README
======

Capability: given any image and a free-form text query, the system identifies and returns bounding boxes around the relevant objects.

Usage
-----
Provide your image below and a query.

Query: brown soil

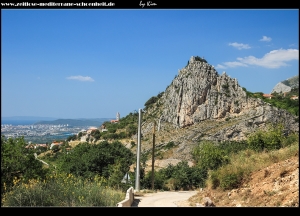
[181,156,299,207]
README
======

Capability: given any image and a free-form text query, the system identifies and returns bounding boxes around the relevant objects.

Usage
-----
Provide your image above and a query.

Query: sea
[1,119,78,143]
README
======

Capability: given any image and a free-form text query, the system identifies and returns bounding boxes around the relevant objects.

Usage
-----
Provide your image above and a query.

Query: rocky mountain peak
[140,56,298,161]
[159,56,260,128]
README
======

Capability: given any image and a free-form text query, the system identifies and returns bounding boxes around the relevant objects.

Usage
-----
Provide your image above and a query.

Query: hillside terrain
[52,56,298,177]
[3,56,298,208]
[180,155,298,207]
[127,56,298,167]
[39,56,298,207]
[64,56,298,178]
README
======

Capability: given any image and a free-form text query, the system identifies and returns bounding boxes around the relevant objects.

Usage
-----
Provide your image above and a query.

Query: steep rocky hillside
[271,75,299,94]
[135,56,298,165]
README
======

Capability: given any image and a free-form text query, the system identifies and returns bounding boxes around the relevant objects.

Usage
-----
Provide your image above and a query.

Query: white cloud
[215,64,226,69]
[218,49,298,69]
[223,61,248,68]
[228,42,251,50]
[259,36,272,42]
[238,49,298,68]
[66,75,94,82]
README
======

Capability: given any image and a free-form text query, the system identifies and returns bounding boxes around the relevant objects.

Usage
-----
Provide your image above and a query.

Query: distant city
[1,115,118,144]
[1,123,90,144]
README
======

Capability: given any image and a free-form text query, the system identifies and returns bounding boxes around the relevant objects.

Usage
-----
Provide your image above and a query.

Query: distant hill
[1,116,59,125]
[281,75,299,89]
[271,75,299,94]
[2,116,58,121]
[34,118,113,127]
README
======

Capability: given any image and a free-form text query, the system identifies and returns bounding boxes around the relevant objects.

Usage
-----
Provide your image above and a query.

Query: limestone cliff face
[270,82,292,94]
[160,56,243,127]
[271,75,299,94]
[140,56,298,161]
[160,56,297,130]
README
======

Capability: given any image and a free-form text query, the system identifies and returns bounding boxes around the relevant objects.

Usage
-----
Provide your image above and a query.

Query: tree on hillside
[144,96,158,108]
[56,141,135,182]
[91,129,101,142]
[67,134,77,142]
[1,136,48,196]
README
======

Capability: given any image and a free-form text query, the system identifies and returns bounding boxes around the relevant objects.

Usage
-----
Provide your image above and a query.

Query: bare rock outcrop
[159,56,298,131]
[140,56,298,161]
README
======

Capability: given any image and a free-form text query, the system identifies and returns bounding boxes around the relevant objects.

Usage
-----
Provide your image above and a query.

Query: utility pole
[151,121,156,190]
[135,108,142,192]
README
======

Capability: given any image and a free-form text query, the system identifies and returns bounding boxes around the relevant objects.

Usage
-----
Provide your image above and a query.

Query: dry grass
[187,142,299,207]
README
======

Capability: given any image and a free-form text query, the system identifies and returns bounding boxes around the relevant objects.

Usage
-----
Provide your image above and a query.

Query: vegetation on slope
[2,120,298,206]
[243,87,299,116]
[2,173,124,207]
[1,136,133,206]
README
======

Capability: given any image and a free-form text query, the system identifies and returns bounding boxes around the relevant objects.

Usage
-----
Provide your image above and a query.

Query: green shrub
[56,141,134,182]
[2,173,124,207]
[130,141,136,148]
[140,161,208,191]
[141,170,168,191]
[144,96,158,108]
[194,56,207,63]
[209,171,220,189]
[192,140,229,170]
[282,132,299,147]
[219,172,242,190]
[164,141,175,150]
[247,124,285,152]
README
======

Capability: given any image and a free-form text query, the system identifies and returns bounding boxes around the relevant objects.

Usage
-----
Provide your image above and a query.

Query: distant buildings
[290,95,298,100]
[25,143,48,149]
[110,112,120,123]
[87,127,97,134]
[100,124,108,132]
[50,141,63,149]
[263,94,273,99]
[262,93,298,100]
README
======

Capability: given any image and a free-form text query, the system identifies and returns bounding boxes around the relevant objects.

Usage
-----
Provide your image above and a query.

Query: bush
[142,161,208,191]
[130,141,136,148]
[164,141,175,150]
[141,170,167,191]
[2,173,124,207]
[194,56,207,63]
[67,135,77,142]
[192,140,229,171]
[144,96,158,108]
[56,141,134,182]
[51,144,60,153]
[247,124,285,152]
[282,132,299,147]
[219,172,242,190]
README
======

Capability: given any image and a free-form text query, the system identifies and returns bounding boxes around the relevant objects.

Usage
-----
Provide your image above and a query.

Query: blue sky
[1,9,299,119]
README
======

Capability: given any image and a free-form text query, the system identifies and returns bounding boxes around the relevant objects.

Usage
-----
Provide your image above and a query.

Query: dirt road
[131,191,198,207]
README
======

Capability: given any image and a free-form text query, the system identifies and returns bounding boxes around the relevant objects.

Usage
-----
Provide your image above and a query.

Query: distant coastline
[1,116,114,126]
[1,116,57,125]
[1,116,114,143]
[1,120,39,125]
[2,116,59,120]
